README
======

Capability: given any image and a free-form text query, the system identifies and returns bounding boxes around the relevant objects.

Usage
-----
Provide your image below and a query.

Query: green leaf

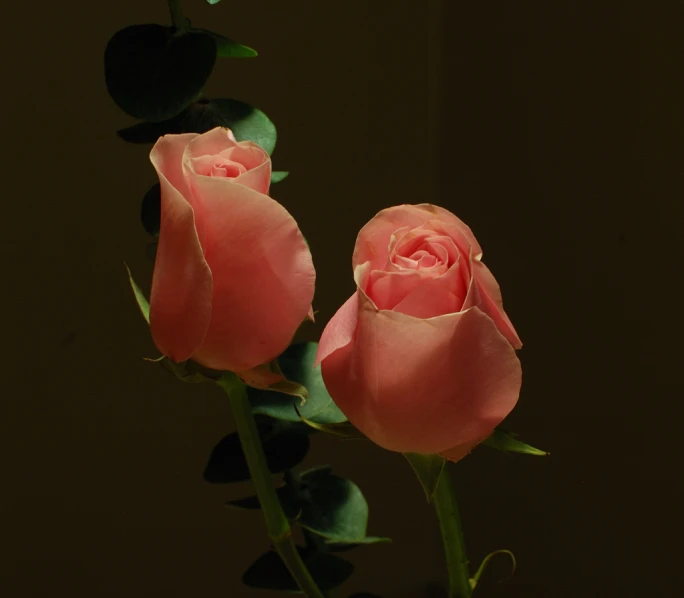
[403,453,446,503]
[243,548,353,592]
[298,470,369,543]
[105,25,216,122]
[141,183,161,236]
[271,170,289,184]
[482,428,548,456]
[203,421,310,483]
[193,28,257,57]
[250,342,347,425]
[125,265,149,323]
[206,0,222,4]
[117,98,277,154]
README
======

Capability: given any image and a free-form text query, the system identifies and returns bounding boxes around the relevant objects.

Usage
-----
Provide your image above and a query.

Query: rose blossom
[316,204,522,461]
[149,127,315,373]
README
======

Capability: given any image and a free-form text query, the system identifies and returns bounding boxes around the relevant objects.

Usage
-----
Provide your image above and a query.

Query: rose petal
[440,438,482,463]
[187,176,315,371]
[148,139,213,363]
[320,291,522,454]
[464,261,523,349]
[150,133,198,203]
[353,204,482,271]
[185,127,236,158]
[314,291,359,367]
[391,257,469,318]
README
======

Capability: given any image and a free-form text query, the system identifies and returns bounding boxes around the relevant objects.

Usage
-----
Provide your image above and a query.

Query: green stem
[166,0,188,32]
[433,468,472,598]
[218,373,325,598]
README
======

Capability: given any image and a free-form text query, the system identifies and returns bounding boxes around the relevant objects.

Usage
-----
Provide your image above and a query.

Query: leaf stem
[433,468,472,597]
[218,373,325,598]
[166,0,189,33]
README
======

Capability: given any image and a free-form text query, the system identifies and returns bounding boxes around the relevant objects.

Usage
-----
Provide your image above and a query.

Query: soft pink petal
[463,261,523,349]
[148,143,213,363]
[320,291,522,454]
[391,258,469,318]
[187,176,315,371]
[185,127,236,159]
[314,292,359,367]
[150,133,199,202]
[353,204,482,271]
[440,438,483,463]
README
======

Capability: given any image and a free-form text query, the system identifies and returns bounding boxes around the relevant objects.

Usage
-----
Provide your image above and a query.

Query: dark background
[3,1,683,596]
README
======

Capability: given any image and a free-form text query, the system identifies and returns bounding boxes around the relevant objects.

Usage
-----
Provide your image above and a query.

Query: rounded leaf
[203,424,310,484]
[105,24,216,121]
[299,470,368,543]
[250,342,347,425]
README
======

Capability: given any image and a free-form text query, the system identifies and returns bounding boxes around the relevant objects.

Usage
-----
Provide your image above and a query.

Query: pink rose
[149,127,315,372]
[316,204,522,461]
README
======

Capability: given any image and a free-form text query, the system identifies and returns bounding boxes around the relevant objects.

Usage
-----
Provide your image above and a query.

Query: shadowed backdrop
[1,1,682,596]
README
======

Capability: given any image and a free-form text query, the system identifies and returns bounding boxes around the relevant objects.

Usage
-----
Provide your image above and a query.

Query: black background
[2,1,683,596]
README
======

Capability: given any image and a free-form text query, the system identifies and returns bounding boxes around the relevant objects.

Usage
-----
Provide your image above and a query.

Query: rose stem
[218,373,326,598]
[166,0,189,33]
[433,467,473,597]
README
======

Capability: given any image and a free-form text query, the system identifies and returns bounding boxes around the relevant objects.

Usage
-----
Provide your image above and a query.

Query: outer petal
[185,127,237,158]
[352,204,482,272]
[464,260,523,349]
[320,291,522,454]
[314,292,359,367]
[187,176,315,371]
[440,438,483,463]
[148,138,213,363]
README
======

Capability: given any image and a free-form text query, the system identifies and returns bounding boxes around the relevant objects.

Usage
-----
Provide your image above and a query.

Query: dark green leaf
[298,470,368,542]
[250,342,347,424]
[125,265,149,323]
[141,183,161,235]
[403,453,446,502]
[243,549,353,592]
[271,170,289,184]
[203,424,309,483]
[326,536,391,552]
[117,98,276,154]
[193,28,257,57]
[482,428,548,456]
[105,25,216,121]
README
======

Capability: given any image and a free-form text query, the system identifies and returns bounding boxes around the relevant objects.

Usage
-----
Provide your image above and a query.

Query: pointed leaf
[243,549,353,592]
[298,471,368,543]
[117,98,276,154]
[141,183,161,235]
[271,171,289,184]
[105,25,216,121]
[403,453,446,502]
[482,429,548,456]
[125,265,149,323]
[250,342,347,424]
[193,28,257,57]
[203,424,310,483]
